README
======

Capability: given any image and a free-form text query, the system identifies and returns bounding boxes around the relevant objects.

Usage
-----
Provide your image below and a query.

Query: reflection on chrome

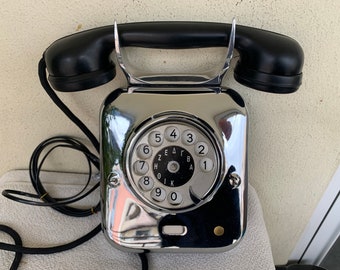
[216,112,247,183]
[105,112,132,151]
[101,89,248,252]
[106,176,164,248]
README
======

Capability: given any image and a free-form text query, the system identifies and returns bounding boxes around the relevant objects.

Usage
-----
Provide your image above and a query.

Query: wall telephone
[42,20,304,253]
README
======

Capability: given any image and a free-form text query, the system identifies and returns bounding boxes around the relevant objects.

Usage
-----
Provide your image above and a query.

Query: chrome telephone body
[100,87,248,252]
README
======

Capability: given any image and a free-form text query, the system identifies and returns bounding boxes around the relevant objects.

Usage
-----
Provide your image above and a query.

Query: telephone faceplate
[101,88,247,252]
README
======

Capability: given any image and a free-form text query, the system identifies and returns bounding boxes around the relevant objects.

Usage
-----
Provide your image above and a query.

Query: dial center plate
[153,146,194,187]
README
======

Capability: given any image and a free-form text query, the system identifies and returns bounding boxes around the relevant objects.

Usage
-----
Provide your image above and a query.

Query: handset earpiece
[234,26,304,93]
[44,26,116,92]
[43,22,303,93]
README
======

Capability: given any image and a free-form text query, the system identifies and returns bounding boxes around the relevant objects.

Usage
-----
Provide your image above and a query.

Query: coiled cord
[2,136,100,214]
[0,57,149,270]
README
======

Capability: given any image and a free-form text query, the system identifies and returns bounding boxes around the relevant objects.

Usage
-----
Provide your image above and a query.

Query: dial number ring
[127,117,221,212]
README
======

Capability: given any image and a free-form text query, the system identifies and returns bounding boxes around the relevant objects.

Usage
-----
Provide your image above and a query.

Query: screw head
[107,172,120,188]
[229,173,241,188]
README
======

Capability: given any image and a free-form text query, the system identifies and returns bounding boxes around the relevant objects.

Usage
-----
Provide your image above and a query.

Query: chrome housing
[100,88,247,252]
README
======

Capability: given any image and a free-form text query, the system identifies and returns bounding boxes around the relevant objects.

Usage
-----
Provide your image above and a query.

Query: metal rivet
[214,226,225,236]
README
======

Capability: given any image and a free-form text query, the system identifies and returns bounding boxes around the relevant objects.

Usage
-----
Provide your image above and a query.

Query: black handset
[44,21,303,93]
[41,21,303,253]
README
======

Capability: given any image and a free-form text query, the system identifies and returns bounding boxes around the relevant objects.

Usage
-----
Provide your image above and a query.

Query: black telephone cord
[0,223,101,256]
[38,58,100,153]
[0,57,149,270]
[3,136,100,214]
[0,225,22,270]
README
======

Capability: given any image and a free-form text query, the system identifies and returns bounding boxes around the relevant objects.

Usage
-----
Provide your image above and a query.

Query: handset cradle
[114,19,237,87]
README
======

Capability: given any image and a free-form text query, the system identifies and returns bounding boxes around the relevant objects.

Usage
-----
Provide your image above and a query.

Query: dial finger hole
[199,158,214,172]
[137,143,152,159]
[165,126,180,142]
[195,142,209,156]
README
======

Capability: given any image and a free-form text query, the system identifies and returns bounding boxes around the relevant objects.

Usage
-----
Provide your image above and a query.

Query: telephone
[42,20,304,253]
